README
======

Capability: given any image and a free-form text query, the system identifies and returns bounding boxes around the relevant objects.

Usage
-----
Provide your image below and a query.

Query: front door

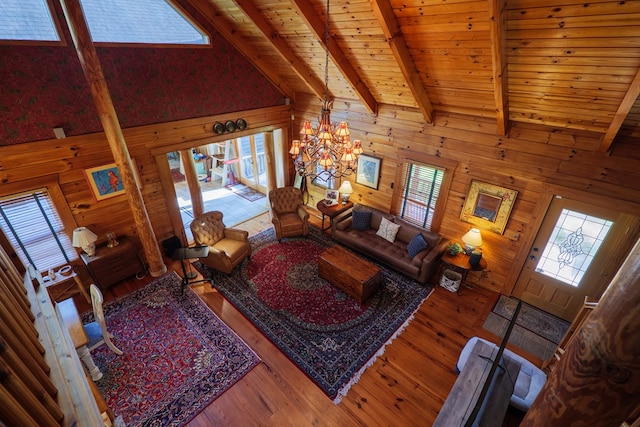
[513,196,638,321]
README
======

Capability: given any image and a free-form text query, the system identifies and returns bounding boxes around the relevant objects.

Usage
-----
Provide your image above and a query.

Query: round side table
[440,250,487,293]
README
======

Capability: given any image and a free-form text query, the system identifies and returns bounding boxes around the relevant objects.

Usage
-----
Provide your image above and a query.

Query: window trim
[391,149,457,233]
[0,175,78,274]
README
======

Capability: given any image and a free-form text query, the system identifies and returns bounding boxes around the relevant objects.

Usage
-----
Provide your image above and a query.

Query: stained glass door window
[535,209,613,287]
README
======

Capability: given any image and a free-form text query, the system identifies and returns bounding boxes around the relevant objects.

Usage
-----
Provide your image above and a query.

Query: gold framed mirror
[460,180,518,234]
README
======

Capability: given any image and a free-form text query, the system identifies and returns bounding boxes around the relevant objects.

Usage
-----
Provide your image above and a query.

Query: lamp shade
[461,228,483,248]
[72,227,97,247]
[338,180,353,195]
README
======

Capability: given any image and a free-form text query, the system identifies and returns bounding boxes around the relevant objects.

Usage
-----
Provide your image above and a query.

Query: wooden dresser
[81,236,145,290]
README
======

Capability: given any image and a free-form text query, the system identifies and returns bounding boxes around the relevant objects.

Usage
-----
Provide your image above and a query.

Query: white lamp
[461,228,482,255]
[338,180,353,204]
[72,227,98,257]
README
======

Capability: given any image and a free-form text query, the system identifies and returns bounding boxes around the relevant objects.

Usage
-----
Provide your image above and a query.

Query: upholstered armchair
[268,187,309,241]
[190,211,251,274]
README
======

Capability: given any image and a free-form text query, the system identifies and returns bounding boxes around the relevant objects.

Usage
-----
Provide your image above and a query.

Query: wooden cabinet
[81,236,145,290]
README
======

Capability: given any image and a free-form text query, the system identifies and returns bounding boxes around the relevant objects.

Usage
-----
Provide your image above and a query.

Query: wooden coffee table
[318,245,382,304]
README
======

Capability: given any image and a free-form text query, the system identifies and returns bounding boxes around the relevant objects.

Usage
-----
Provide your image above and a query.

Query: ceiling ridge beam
[489,0,510,136]
[232,0,327,100]
[291,0,379,115]
[370,0,434,124]
[599,67,640,152]
[187,0,296,100]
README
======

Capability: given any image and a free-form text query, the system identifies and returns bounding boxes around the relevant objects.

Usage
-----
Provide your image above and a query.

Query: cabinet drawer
[81,236,145,290]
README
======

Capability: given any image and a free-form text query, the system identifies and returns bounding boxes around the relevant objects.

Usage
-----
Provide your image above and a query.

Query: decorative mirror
[460,180,518,234]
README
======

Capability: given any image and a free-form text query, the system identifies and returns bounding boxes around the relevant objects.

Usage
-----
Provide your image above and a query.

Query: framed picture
[460,180,518,234]
[356,154,381,190]
[325,189,339,206]
[84,163,125,201]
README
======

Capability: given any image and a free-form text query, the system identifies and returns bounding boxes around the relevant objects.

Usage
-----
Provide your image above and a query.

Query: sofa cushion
[407,233,429,258]
[376,217,401,243]
[351,210,371,231]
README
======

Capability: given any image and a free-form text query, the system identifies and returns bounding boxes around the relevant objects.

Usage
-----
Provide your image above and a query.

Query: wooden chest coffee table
[318,245,382,304]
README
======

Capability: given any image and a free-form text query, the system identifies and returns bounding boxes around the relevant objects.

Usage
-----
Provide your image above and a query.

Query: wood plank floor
[75,211,533,426]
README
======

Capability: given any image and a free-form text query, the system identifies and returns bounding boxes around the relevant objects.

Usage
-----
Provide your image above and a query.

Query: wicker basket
[440,269,462,292]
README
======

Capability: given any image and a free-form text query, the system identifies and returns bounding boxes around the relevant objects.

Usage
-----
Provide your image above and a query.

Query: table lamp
[72,227,98,256]
[338,180,353,204]
[461,228,482,255]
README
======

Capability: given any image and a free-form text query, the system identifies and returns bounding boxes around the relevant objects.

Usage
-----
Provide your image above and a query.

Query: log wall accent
[521,238,640,426]
[293,93,640,294]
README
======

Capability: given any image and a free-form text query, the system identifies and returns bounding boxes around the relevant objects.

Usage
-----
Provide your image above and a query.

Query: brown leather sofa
[331,203,448,284]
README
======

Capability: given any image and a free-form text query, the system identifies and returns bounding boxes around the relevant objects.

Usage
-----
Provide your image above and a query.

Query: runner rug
[193,227,432,402]
[227,183,266,202]
[82,273,260,427]
[483,295,570,360]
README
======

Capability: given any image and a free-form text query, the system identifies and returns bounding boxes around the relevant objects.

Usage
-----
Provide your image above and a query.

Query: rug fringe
[333,288,434,404]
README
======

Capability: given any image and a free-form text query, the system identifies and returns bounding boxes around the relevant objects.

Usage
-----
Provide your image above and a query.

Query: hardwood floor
[75,212,532,426]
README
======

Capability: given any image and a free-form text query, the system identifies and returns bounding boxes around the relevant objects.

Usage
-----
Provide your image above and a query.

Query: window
[391,151,456,233]
[0,189,77,272]
[79,0,209,45]
[397,163,444,230]
[0,0,61,42]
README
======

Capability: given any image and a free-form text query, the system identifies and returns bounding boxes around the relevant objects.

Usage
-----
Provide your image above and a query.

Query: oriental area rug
[194,227,433,402]
[82,273,260,427]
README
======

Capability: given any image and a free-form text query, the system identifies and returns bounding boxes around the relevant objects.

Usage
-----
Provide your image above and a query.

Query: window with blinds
[397,162,445,230]
[0,189,77,272]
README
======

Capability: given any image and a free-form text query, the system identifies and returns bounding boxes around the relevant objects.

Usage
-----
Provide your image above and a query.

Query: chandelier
[289,0,363,182]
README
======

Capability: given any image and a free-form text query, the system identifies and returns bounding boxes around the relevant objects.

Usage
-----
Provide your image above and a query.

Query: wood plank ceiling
[185,0,640,152]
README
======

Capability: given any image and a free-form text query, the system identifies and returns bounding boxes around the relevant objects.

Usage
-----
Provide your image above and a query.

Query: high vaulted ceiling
[185,0,640,152]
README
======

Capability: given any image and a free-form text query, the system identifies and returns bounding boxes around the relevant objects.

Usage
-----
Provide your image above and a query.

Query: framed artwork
[356,154,381,190]
[325,189,339,205]
[84,163,125,201]
[460,180,518,234]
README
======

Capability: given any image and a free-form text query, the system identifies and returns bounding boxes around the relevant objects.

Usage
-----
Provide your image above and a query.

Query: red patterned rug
[83,273,260,427]
[194,227,432,402]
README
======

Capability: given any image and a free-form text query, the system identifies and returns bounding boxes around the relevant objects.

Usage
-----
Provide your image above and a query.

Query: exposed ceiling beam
[489,0,509,136]
[231,0,327,100]
[599,67,640,152]
[187,0,296,100]
[290,0,378,115]
[369,0,433,124]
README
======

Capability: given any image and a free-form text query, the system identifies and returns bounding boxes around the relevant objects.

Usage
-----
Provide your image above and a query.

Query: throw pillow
[376,217,401,243]
[351,210,372,231]
[407,233,429,258]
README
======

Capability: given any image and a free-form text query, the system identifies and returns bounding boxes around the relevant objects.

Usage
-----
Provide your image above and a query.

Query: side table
[316,200,353,231]
[81,236,145,290]
[440,250,487,293]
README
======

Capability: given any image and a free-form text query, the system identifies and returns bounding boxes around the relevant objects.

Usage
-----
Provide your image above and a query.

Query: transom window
[0,189,77,272]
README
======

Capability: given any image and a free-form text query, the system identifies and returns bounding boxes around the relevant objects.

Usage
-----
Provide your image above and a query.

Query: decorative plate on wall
[236,118,247,131]
[213,122,225,134]
[225,120,236,132]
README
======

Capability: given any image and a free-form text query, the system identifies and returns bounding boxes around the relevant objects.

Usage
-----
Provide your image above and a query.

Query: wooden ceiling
[185,0,640,151]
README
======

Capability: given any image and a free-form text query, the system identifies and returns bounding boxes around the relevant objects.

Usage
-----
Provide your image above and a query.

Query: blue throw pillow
[351,210,371,231]
[407,233,429,258]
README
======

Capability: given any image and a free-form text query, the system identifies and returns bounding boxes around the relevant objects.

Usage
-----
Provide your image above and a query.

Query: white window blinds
[0,189,77,272]
[398,162,444,230]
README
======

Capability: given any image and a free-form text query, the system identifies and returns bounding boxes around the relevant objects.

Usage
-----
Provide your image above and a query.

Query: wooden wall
[293,93,640,294]
[1,89,639,296]
[0,105,291,272]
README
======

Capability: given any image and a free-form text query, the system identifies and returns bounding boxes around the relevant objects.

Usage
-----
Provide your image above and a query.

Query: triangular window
[79,0,209,45]
[0,0,209,46]
[0,0,61,43]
